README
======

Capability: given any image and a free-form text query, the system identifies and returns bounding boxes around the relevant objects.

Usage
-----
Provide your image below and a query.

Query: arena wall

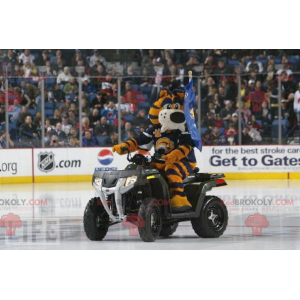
[0,145,300,184]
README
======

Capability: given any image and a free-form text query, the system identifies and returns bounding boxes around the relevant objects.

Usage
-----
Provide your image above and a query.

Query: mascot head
[148,89,186,133]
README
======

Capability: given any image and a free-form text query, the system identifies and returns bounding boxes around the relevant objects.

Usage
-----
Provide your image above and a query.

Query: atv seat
[183,176,196,184]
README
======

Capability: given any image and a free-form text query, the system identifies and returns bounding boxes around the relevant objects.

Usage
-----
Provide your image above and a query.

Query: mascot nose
[170,111,185,123]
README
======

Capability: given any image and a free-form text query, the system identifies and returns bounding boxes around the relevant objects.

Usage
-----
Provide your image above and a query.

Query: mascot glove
[162,151,181,165]
[112,143,129,155]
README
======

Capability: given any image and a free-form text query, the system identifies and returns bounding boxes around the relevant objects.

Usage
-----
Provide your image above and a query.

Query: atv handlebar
[123,148,165,166]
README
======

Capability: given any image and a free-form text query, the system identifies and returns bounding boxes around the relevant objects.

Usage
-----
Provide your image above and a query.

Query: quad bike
[83,149,228,242]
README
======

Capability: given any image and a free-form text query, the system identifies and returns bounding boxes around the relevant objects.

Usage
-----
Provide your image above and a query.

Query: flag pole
[188,70,192,82]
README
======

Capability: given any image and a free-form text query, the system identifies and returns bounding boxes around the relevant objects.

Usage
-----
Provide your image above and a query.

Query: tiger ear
[158,88,169,99]
[173,89,185,100]
[149,89,172,125]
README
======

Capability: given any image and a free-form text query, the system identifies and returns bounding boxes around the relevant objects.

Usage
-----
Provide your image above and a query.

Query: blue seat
[65,93,76,101]
[28,109,37,116]
[138,101,150,110]
[45,109,54,117]
[228,60,239,65]
[256,120,262,127]
[45,102,54,109]
[55,102,64,108]
[123,114,135,122]
[46,77,56,86]
[131,84,140,91]
[219,128,225,134]
[271,120,287,138]
[274,58,281,64]
[96,136,108,146]
[140,86,152,93]
[201,127,208,134]
[257,59,267,65]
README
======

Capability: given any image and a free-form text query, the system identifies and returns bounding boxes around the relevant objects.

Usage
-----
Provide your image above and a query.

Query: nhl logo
[38,152,55,172]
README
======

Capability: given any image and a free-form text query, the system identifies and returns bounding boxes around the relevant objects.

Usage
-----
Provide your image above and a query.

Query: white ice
[0,180,299,250]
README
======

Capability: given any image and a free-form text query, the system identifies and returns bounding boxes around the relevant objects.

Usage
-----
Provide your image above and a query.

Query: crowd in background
[0,49,299,148]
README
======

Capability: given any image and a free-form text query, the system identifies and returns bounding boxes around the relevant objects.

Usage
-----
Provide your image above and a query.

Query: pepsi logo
[98,149,114,165]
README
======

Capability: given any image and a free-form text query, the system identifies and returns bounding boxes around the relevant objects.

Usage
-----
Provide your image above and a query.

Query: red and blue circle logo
[98,149,114,165]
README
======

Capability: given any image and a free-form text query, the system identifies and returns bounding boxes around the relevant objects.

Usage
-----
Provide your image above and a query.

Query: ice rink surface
[0,180,299,250]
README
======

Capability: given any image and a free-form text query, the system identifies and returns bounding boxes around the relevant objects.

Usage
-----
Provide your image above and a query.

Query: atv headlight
[94,177,102,186]
[124,176,137,187]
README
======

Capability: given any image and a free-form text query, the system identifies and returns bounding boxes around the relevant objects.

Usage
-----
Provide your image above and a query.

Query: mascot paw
[171,195,192,213]
[112,144,128,155]
[162,153,178,165]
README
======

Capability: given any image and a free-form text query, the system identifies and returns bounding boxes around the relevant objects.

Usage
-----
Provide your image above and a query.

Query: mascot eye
[174,103,180,109]
[163,104,172,109]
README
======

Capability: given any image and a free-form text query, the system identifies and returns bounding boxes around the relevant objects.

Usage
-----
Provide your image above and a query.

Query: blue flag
[184,79,202,151]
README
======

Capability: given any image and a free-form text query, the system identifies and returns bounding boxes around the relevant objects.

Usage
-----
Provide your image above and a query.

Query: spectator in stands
[281,99,295,132]
[53,84,65,102]
[57,67,71,85]
[101,99,117,125]
[22,82,40,108]
[68,126,79,143]
[82,130,97,147]
[47,134,61,147]
[51,109,62,126]
[76,117,89,132]
[81,98,90,117]
[35,50,48,66]
[51,122,67,145]
[19,115,39,146]
[247,121,262,143]
[17,105,29,126]
[213,113,224,128]
[8,99,22,124]
[44,118,55,144]
[18,49,35,64]
[132,110,151,128]
[2,50,17,66]
[89,108,100,128]
[225,124,238,145]
[220,100,235,126]
[236,101,251,125]
[0,105,5,125]
[0,130,14,148]
[61,115,71,135]
[140,67,152,87]
[211,126,221,140]
[230,113,239,130]
[91,92,105,110]
[213,59,230,84]
[124,65,138,83]
[245,56,263,73]
[50,50,63,66]
[122,121,136,141]
[241,127,254,145]
[202,112,215,129]
[64,77,78,94]
[202,130,212,145]
[94,116,112,136]
[68,110,77,126]
[67,136,79,147]
[218,135,229,146]
[88,50,107,68]
[104,131,119,146]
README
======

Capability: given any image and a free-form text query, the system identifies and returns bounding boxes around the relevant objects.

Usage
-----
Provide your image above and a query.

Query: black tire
[138,198,162,242]
[159,223,178,237]
[191,196,228,238]
[84,197,109,241]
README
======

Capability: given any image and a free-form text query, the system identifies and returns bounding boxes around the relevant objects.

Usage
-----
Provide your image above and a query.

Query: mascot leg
[165,161,193,212]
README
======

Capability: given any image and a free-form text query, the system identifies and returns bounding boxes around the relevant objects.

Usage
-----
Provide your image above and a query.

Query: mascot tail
[184,71,202,152]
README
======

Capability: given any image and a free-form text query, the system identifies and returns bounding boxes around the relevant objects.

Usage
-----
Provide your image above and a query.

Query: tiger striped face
[148,89,186,133]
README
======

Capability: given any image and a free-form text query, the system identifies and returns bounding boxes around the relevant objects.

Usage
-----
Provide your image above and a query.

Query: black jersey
[135,125,196,163]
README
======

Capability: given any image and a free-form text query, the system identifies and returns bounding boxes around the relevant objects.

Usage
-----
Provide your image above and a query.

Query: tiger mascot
[112,89,197,212]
